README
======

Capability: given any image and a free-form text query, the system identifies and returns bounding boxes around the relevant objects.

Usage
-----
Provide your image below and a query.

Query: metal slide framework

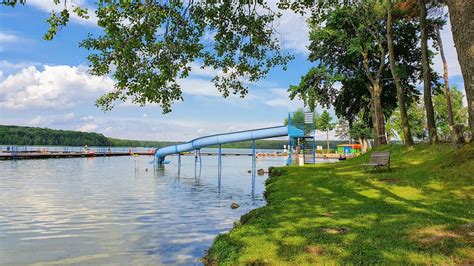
[154,112,315,186]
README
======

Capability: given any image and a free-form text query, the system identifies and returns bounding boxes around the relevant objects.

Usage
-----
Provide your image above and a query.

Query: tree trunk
[446,0,474,141]
[360,138,368,153]
[419,0,438,144]
[435,24,457,143]
[371,83,387,146]
[326,129,330,152]
[387,0,414,147]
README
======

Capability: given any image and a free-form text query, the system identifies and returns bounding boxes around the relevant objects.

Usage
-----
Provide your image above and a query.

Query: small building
[337,144,362,154]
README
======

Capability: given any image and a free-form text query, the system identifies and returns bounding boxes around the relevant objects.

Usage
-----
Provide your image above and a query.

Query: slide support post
[197,149,202,178]
[313,111,316,164]
[252,140,256,180]
[194,150,198,178]
[252,139,256,200]
[178,153,181,177]
[218,144,222,189]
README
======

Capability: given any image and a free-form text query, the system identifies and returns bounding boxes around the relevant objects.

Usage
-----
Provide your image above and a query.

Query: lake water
[0,149,288,265]
[0,150,333,265]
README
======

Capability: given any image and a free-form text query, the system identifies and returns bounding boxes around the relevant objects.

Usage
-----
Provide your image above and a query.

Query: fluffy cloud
[25,113,76,127]
[77,123,98,132]
[0,64,114,110]
[262,88,303,110]
[179,77,221,97]
[272,8,310,54]
[0,32,18,43]
[0,32,21,54]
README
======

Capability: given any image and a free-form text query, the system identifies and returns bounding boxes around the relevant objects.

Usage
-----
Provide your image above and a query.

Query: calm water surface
[0,150,289,265]
[0,151,333,265]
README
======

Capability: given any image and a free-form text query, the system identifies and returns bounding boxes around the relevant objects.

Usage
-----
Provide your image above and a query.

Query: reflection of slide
[155,125,301,165]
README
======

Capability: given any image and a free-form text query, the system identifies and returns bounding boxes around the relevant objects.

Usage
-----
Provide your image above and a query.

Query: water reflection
[0,153,286,265]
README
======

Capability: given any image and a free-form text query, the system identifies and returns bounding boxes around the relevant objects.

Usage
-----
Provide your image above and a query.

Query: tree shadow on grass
[248,167,472,264]
[208,144,474,264]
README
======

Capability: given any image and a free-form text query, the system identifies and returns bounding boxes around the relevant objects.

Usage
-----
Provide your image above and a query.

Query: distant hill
[0,125,347,149]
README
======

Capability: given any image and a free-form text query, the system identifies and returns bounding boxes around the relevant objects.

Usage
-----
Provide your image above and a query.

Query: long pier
[0,151,349,160]
[0,146,347,160]
[0,151,154,160]
[0,151,259,160]
[0,144,277,160]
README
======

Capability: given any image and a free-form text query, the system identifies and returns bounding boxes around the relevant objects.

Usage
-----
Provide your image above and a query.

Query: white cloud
[262,88,303,110]
[186,62,221,78]
[272,8,310,54]
[28,0,98,26]
[27,116,48,126]
[0,64,114,110]
[77,123,98,132]
[179,77,221,97]
[64,112,75,120]
[0,32,19,43]
[80,115,94,121]
[23,112,76,127]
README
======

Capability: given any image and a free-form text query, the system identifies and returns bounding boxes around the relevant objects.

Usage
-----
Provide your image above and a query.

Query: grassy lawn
[205,143,474,264]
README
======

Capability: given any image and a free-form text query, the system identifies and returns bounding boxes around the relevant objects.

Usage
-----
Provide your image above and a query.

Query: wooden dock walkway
[0,151,259,160]
[0,150,350,160]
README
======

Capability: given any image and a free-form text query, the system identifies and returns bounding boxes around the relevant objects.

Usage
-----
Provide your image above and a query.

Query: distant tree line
[0,125,346,149]
[0,125,174,147]
[0,125,112,146]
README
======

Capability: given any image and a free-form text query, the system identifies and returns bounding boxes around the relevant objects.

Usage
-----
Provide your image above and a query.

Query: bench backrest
[369,152,391,165]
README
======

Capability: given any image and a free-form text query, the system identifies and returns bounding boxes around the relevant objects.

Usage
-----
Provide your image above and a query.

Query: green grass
[205,143,474,265]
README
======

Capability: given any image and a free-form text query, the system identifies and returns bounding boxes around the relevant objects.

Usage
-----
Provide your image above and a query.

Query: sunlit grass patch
[205,143,474,264]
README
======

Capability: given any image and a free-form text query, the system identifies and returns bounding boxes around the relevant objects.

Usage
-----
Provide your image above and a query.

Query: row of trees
[4,125,337,149]
[289,85,467,151]
[288,0,470,147]
[0,125,111,146]
[0,125,180,147]
[385,87,468,142]
[2,0,472,145]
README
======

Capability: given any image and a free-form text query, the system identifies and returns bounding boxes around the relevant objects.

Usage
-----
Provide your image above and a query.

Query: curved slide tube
[155,125,291,165]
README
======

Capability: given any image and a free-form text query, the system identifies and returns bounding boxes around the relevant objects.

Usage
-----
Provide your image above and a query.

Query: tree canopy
[287,1,444,146]
[2,0,292,113]
[433,87,468,139]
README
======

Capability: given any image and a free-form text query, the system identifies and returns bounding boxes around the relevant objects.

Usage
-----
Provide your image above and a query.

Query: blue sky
[0,1,465,141]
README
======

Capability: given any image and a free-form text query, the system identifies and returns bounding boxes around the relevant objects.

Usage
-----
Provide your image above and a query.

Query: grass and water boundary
[205,143,474,264]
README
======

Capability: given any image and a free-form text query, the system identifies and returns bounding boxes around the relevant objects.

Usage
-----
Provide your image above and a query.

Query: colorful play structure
[337,144,362,154]
[153,112,317,184]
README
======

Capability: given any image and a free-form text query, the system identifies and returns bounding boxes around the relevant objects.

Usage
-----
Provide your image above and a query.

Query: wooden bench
[362,151,391,172]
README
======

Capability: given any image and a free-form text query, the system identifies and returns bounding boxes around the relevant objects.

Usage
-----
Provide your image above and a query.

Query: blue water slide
[155,125,300,164]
